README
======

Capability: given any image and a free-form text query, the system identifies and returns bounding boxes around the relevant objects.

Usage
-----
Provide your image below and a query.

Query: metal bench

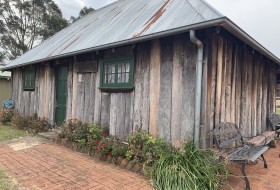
[268,113,280,137]
[213,122,268,190]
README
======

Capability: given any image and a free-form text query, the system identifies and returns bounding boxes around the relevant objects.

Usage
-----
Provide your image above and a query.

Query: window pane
[104,65,108,74]
[104,74,108,83]
[111,65,115,74]
[126,63,130,72]
[118,63,122,73]
[125,73,129,83]
[118,73,122,83]
[111,74,115,83]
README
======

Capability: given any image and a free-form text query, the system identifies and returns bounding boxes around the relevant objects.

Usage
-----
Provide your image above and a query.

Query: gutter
[190,30,203,144]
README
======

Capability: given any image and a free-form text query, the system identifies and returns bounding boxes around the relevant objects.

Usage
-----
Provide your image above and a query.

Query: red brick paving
[223,140,280,190]
[0,142,152,190]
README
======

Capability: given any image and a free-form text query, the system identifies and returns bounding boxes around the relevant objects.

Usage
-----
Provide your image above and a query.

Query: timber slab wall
[11,30,277,146]
[204,30,276,147]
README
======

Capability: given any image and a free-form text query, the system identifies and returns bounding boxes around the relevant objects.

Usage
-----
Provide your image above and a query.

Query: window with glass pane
[23,66,35,90]
[101,56,134,89]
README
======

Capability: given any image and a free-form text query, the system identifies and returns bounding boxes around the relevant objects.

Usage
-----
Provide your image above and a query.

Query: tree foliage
[0,0,68,60]
[70,6,95,23]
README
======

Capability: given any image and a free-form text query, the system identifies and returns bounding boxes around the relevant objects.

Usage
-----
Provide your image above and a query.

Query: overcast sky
[53,0,280,58]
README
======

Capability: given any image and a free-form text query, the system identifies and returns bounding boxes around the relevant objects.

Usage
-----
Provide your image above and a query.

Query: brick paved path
[0,142,152,190]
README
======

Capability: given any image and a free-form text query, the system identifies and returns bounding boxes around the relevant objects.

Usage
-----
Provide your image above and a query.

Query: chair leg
[261,154,268,168]
[241,163,250,190]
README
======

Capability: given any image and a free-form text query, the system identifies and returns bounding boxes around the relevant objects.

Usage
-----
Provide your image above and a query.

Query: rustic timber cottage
[2,0,279,147]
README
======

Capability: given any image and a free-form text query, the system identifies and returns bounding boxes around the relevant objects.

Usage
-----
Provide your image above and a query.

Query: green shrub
[11,112,29,129]
[87,123,104,148]
[97,137,114,156]
[0,110,14,124]
[149,141,228,190]
[112,141,128,157]
[26,113,49,133]
[125,130,170,163]
[59,119,84,141]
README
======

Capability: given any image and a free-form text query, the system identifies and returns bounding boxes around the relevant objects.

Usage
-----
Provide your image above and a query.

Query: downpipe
[190,29,203,144]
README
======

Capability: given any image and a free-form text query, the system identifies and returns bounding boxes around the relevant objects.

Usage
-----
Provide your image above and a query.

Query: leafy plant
[97,137,113,156]
[125,130,170,163]
[11,112,29,129]
[149,141,228,190]
[59,119,83,141]
[26,113,49,133]
[111,140,128,158]
[0,110,13,124]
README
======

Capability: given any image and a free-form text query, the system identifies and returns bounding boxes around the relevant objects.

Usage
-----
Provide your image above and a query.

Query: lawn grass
[0,124,27,141]
[0,169,22,190]
[276,108,280,115]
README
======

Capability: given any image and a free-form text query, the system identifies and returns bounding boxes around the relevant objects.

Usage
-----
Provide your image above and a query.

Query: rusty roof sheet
[4,0,223,69]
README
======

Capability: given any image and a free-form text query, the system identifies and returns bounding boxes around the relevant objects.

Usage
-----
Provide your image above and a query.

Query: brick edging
[53,134,145,174]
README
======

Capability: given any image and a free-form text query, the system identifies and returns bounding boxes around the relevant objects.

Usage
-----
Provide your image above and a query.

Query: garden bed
[53,134,145,173]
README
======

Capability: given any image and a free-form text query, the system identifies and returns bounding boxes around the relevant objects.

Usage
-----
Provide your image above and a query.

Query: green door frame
[55,65,68,124]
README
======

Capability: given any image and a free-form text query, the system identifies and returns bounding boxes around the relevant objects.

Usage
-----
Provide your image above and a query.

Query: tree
[0,0,68,60]
[70,6,95,23]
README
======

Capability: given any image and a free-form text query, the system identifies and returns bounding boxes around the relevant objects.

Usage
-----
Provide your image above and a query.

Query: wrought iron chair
[213,122,268,190]
[268,113,280,137]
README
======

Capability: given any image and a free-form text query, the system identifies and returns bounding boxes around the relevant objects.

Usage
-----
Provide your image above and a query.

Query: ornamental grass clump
[149,141,228,190]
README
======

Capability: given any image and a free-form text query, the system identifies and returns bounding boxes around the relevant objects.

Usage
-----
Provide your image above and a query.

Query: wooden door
[55,65,68,124]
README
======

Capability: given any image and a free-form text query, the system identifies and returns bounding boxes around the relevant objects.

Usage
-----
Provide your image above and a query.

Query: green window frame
[23,66,35,90]
[100,56,134,89]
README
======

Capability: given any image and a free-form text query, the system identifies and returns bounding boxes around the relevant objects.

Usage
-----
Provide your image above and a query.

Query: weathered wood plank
[261,61,268,132]
[94,61,102,123]
[214,35,224,125]
[83,73,95,122]
[251,56,258,136]
[133,42,150,131]
[220,39,226,122]
[246,53,253,136]
[66,61,73,121]
[71,63,78,119]
[256,58,263,134]
[235,44,242,128]
[101,93,111,129]
[75,74,85,121]
[149,39,160,136]
[124,93,132,137]
[109,93,117,136]
[115,94,126,138]
[171,35,184,144]
[158,37,173,142]
[181,36,196,141]
[225,40,232,122]
[230,43,236,124]
[48,63,55,124]
[208,32,218,147]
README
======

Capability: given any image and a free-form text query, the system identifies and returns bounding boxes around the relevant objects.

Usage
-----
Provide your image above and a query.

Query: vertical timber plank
[133,42,150,131]
[181,36,196,141]
[214,35,224,125]
[149,39,160,136]
[171,34,184,144]
[158,37,173,142]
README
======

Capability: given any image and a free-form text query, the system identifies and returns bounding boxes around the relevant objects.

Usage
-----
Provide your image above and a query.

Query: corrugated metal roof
[3,0,223,69]
[0,65,11,78]
[3,0,280,69]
